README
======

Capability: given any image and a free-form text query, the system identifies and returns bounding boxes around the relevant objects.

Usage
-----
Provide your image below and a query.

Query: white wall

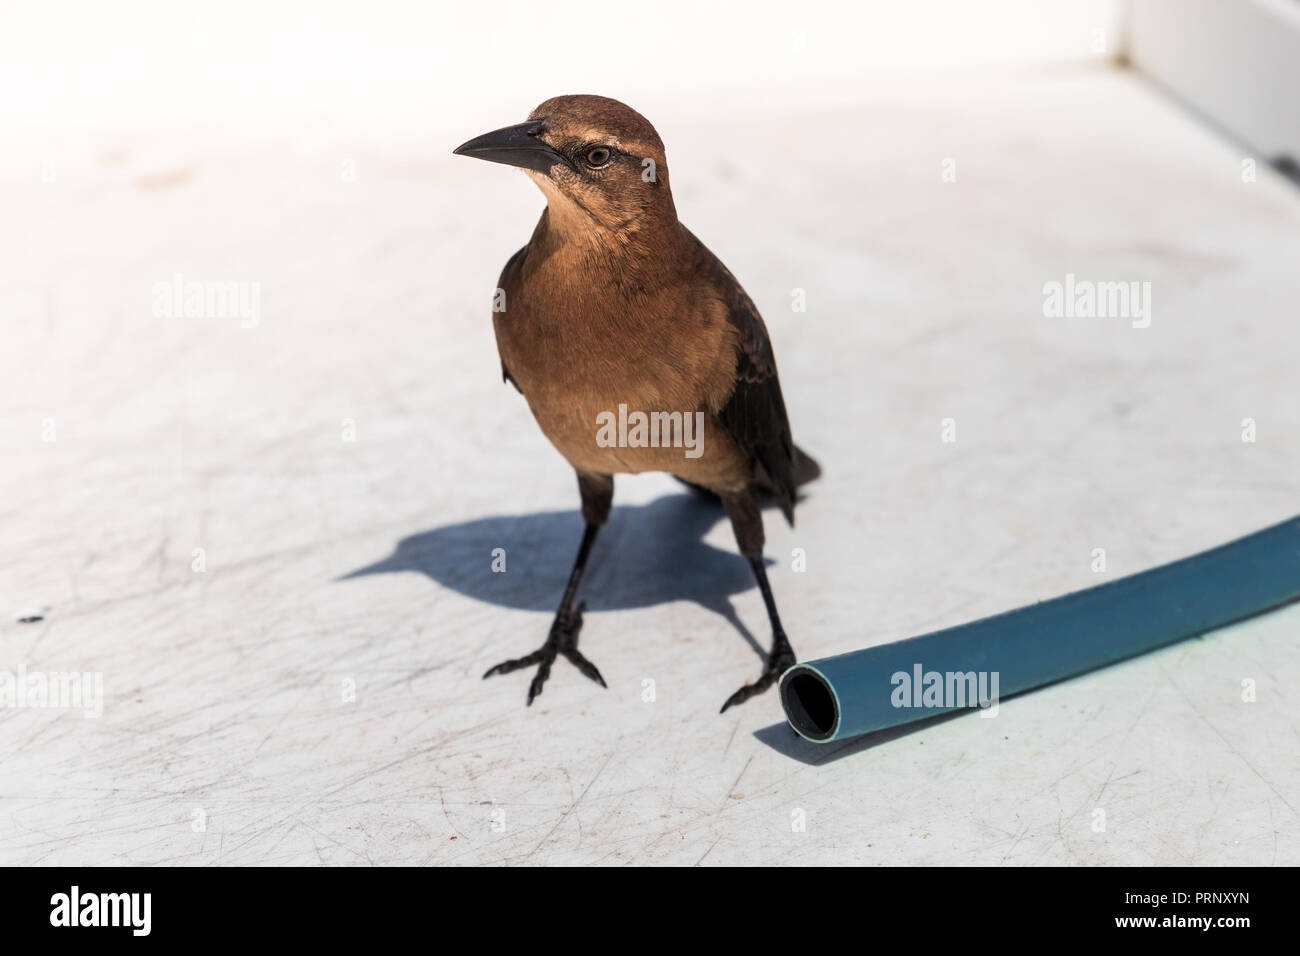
[2,0,1123,133]
[1128,0,1300,165]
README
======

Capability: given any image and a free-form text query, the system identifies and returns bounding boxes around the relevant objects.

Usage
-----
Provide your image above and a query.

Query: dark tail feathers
[676,444,821,523]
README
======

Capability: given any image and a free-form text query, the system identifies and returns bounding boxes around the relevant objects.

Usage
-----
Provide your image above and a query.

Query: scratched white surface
[3,66,1299,866]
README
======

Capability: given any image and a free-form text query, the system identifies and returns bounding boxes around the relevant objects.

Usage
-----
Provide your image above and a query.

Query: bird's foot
[719,633,796,713]
[482,602,607,705]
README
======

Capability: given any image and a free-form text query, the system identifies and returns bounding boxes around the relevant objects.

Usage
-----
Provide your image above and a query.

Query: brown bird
[453,94,820,712]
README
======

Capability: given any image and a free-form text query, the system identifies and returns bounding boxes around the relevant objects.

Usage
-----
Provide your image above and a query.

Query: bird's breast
[492,270,748,486]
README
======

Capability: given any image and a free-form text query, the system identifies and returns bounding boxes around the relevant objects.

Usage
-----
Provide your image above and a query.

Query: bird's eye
[585,147,613,167]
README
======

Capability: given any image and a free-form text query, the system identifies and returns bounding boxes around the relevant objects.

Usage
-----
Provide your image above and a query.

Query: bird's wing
[496,245,528,394]
[686,229,797,524]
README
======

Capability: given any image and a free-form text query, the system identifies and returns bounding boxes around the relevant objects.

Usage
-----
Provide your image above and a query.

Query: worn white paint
[2,66,1298,865]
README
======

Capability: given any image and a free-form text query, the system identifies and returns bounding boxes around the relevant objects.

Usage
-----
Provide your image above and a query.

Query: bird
[453,94,820,713]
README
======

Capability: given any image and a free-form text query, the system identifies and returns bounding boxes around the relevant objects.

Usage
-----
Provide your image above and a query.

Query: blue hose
[780,516,1300,742]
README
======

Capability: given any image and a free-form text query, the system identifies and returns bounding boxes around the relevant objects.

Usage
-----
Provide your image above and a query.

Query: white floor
[4,64,1299,865]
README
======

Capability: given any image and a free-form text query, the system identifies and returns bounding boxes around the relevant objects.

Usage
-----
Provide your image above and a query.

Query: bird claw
[482,602,607,705]
[719,640,795,714]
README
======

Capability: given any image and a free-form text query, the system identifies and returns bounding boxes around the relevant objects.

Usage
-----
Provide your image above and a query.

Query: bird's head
[453,94,674,234]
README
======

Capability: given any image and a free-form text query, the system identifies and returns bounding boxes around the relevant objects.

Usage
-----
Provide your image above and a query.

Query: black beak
[453,121,566,175]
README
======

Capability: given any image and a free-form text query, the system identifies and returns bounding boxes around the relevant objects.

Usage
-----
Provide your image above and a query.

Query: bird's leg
[483,472,613,705]
[481,524,604,702]
[719,491,796,713]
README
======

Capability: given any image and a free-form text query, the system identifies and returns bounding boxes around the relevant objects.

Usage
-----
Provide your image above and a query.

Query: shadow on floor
[341,492,771,656]
[753,709,972,765]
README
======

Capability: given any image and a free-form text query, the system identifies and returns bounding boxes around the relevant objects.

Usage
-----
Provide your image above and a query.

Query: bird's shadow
[342,492,770,656]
